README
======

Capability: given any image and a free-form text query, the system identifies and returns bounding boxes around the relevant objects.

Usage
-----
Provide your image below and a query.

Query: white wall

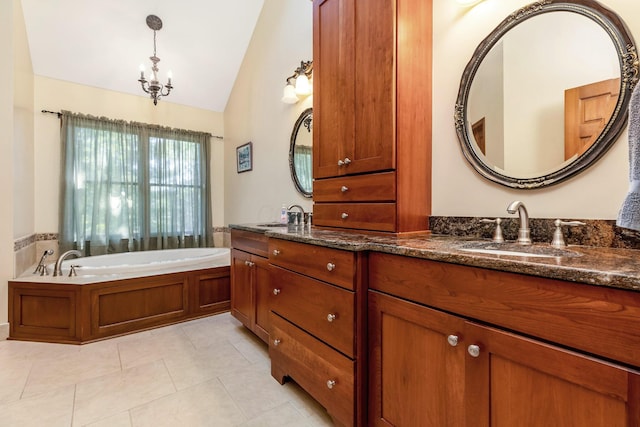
[433,0,639,219]
[33,77,226,232]
[224,0,313,225]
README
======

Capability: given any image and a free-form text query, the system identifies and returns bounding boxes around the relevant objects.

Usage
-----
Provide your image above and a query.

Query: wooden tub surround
[9,267,230,344]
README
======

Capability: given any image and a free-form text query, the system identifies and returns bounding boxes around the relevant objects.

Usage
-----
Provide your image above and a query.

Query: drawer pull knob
[447,335,459,347]
[326,262,335,271]
[327,313,337,322]
[468,344,481,358]
[340,186,349,193]
[337,159,345,166]
[273,288,281,296]
[326,379,336,389]
[341,213,349,219]
[273,339,281,347]
[244,260,255,267]
[343,157,351,165]
[272,249,281,256]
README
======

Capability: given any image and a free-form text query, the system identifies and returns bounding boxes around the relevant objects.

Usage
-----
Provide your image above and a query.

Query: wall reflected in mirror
[289,108,313,198]
[455,0,638,189]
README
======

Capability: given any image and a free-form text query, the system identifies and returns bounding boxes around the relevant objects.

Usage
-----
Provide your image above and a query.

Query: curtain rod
[40,109,224,140]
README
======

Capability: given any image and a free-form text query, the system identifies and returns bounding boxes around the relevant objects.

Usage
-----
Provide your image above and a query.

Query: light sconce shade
[295,73,311,96]
[282,82,299,104]
[281,60,313,103]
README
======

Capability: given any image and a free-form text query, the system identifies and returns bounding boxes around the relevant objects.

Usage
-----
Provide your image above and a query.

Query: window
[59,112,212,255]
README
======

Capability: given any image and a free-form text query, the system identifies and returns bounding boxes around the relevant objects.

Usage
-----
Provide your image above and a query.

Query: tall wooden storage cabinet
[313,0,432,233]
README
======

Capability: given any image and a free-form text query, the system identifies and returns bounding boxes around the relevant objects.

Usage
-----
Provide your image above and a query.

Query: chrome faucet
[287,204,306,226]
[54,250,83,277]
[507,200,531,245]
[34,249,54,275]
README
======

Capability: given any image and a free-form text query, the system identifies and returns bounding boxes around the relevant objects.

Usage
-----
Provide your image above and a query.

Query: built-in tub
[9,248,231,344]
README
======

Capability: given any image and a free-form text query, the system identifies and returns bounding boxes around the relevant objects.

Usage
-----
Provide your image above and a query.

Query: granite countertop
[230,223,640,292]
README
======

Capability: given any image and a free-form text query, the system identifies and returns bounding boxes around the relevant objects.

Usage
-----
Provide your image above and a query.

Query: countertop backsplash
[429,216,640,249]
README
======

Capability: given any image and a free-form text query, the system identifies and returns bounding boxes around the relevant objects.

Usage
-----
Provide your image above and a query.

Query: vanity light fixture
[281,61,313,104]
[138,15,173,106]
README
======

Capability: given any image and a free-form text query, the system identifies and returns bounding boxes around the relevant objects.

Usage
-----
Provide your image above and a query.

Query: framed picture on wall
[236,142,253,173]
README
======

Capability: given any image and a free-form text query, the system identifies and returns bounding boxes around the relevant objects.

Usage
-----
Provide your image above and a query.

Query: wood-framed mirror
[289,108,313,198]
[455,0,638,189]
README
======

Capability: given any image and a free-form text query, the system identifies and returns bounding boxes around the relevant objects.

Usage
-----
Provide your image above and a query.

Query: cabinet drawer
[313,203,396,232]
[231,229,268,257]
[271,266,355,357]
[369,252,640,369]
[270,313,354,427]
[314,172,396,202]
[269,239,356,290]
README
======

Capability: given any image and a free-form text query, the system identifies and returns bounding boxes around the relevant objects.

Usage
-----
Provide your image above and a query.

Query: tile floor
[0,312,334,427]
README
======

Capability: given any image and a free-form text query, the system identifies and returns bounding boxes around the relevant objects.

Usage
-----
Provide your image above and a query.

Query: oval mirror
[289,108,313,197]
[455,0,638,189]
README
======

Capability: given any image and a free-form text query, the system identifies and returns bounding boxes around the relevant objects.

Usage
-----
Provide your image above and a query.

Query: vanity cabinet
[368,252,640,426]
[230,229,271,343]
[268,238,366,426]
[312,0,432,233]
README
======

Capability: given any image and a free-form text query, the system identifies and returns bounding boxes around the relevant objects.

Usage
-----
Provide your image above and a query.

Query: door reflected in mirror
[456,0,638,188]
[289,108,313,197]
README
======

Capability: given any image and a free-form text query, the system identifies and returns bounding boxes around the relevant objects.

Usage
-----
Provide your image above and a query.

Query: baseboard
[0,322,9,340]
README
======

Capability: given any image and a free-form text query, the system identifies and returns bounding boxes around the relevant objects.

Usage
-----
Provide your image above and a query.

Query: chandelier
[138,15,173,105]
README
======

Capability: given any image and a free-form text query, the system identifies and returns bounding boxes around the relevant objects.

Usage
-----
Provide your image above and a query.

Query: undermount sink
[257,222,287,228]
[458,242,581,258]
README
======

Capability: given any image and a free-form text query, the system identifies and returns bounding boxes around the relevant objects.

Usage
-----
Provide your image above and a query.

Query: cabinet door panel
[465,322,640,427]
[253,256,271,343]
[230,249,253,329]
[313,0,355,179]
[353,0,395,175]
[369,291,465,427]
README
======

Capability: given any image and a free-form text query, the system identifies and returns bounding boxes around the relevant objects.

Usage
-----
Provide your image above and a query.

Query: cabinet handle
[343,157,351,165]
[326,379,336,389]
[244,260,255,267]
[273,339,281,347]
[447,335,459,347]
[327,313,337,322]
[326,262,335,271]
[467,344,481,358]
[341,213,349,219]
[337,159,345,166]
[340,186,349,193]
[273,288,281,296]
[272,249,280,256]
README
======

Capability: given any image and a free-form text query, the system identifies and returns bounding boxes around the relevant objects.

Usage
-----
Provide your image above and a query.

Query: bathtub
[54,247,230,277]
[10,247,232,344]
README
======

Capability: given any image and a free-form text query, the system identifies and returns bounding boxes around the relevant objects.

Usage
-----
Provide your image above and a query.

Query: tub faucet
[34,249,54,275]
[54,250,83,277]
[507,200,532,245]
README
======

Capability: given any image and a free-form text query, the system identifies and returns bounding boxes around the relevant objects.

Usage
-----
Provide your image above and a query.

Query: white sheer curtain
[59,111,212,255]
[294,145,312,193]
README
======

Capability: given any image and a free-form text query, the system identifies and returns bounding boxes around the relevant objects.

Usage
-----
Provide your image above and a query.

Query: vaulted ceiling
[20,0,265,112]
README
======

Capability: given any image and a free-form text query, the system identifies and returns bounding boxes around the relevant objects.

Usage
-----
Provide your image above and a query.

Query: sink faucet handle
[551,219,586,247]
[480,218,505,243]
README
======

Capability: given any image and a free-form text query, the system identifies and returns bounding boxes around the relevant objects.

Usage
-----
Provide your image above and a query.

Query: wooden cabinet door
[465,322,640,427]
[253,255,271,344]
[369,291,466,427]
[230,249,254,329]
[314,0,395,180]
[313,0,355,179]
